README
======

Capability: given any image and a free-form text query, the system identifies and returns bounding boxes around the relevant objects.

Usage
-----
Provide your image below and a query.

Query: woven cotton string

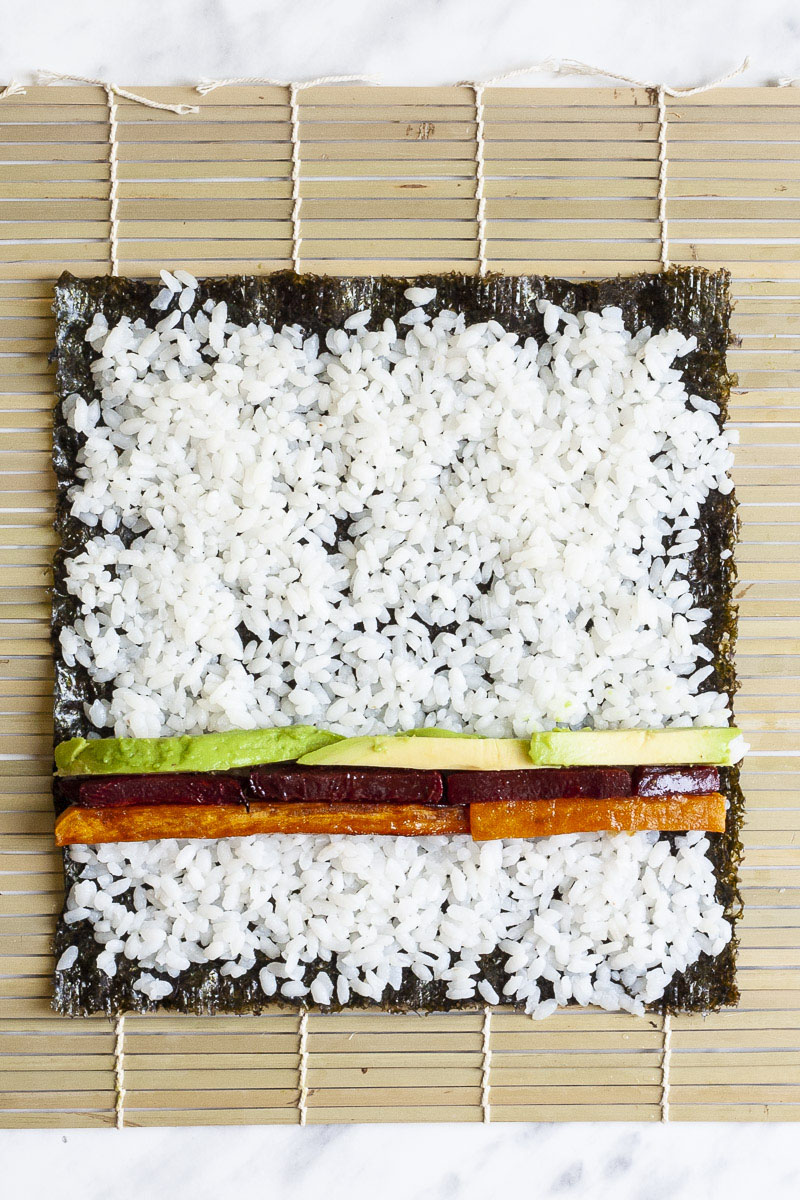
[37,72,198,276]
[114,1015,126,1129]
[104,84,121,276]
[297,1009,310,1125]
[655,86,670,270]
[480,1007,492,1122]
[195,75,376,271]
[464,84,494,1121]
[464,57,748,274]
[0,81,26,98]
[661,1013,673,1121]
[477,56,750,95]
[36,71,199,113]
[288,83,304,271]
[470,83,489,277]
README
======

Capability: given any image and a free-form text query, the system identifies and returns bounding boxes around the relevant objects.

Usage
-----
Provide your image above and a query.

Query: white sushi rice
[56,273,738,1015]
[60,277,735,739]
[61,831,732,1015]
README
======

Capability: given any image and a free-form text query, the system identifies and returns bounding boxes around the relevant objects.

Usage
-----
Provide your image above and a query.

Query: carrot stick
[54,801,470,845]
[469,793,726,841]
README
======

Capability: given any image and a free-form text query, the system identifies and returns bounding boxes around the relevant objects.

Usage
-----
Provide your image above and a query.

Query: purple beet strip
[633,765,721,797]
[66,773,247,808]
[447,767,633,805]
[248,766,445,805]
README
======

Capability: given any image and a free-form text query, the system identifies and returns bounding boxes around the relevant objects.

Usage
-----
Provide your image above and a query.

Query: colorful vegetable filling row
[53,726,741,845]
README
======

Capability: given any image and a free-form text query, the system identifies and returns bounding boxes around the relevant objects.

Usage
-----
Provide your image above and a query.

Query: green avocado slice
[528,727,746,767]
[55,726,342,776]
[297,734,536,770]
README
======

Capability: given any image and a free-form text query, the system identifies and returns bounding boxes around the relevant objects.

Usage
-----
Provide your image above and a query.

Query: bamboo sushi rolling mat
[0,81,798,1128]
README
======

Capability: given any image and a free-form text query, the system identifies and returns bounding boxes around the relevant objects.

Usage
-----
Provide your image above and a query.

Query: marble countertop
[2,0,800,1196]
[1,0,798,88]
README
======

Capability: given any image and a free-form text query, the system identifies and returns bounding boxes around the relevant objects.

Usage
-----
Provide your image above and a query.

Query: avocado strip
[448,767,632,804]
[55,726,341,776]
[633,765,720,797]
[54,801,470,845]
[470,793,727,841]
[56,773,248,809]
[249,767,444,805]
[298,734,536,770]
[528,727,744,767]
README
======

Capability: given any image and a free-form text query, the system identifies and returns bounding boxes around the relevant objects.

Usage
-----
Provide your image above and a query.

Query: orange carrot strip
[54,801,470,845]
[469,793,726,841]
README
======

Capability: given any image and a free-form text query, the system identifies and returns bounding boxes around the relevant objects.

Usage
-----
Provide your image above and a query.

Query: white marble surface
[2,0,800,1195]
[2,1121,800,1199]
[0,0,798,87]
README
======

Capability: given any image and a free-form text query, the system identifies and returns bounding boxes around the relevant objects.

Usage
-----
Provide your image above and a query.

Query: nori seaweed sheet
[50,268,741,1017]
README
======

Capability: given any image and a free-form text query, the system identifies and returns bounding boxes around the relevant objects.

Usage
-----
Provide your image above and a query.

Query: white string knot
[480,1006,492,1122]
[477,55,750,96]
[661,1011,672,1122]
[196,73,377,96]
[113,1014,126,1130]
[0,80,26,99]
[298,1008,310,1126]
[37,71,198,114]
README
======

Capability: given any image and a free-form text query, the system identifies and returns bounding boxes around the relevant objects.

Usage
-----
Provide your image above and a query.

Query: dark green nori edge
[51,267,741,1017]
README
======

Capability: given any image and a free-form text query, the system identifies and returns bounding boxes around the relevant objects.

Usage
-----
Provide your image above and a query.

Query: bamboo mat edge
[1,82,799,1128]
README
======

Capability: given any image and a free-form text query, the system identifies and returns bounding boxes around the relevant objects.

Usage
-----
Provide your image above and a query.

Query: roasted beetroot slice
[247,766,444,805]
[447,767,632,805]
[633,765,721,797]
[69,773,247,808]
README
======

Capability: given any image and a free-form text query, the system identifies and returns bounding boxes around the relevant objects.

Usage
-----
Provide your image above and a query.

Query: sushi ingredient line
[298,735,536,771]
[528,727,744,767]
[55,727,744,777]
[248,767,444,806]
[469,794,726,841]
[54,793,725,846]
[55,727,340,775]
[58,772,250,810]
[55,765,720,815]
[54,801,471,845]
[448,767,634,804]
